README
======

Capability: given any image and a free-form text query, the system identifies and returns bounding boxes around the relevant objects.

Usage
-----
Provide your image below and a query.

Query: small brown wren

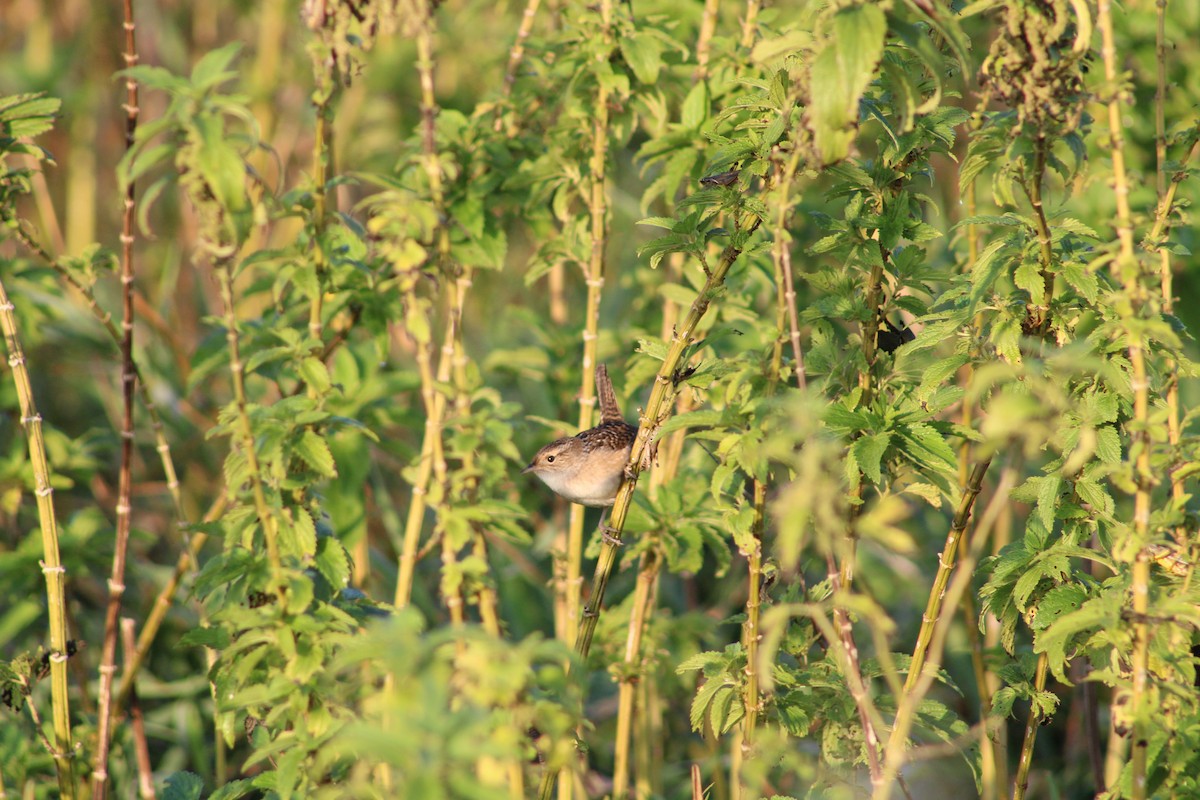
[523,365,637,507]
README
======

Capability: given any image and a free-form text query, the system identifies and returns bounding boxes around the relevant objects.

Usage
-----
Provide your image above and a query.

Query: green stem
[0,278,76,798]
[215,256,281,577]
[904,459,992,692]
[611,546,660,797]
[537,214,764,800]
[564,0,614,654]
[1097,3,1153,796]
[1012,653,1050,800]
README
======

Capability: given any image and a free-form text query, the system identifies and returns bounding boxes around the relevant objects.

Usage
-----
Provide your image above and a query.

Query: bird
[523,364,637,508]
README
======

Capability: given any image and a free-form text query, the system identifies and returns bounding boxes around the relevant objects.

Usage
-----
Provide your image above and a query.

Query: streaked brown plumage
[523,365,637,507]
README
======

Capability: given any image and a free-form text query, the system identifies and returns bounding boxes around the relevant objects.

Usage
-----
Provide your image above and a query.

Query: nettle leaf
[1013,259,1046,305]
[294,430,337,477]
[1095,425,1122,464]
[162,772,206,800]
[851,432,890,483]
[1036,592,1121,683]
[809,4,886,164]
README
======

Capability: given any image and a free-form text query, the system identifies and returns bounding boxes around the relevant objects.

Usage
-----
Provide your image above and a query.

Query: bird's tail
[596,364,623,424]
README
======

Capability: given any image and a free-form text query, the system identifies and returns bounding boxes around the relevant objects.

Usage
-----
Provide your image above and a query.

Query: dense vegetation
[2,1,1200,798]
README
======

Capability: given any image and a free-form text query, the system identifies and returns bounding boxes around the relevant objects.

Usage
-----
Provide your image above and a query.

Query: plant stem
[93,4,140,792]
[1024,136,1055,331]
[1151,0,1189,547]
[215,256,281,578]
[876,465,1017,800]
[694,0,720,82]
[733,480,767,798]
[120,619,157,800]
[116,494,228,708]
[903,459,992,692]
[537,212,764,800]
[495,0,542,132]
[1012,653,1049,800]
[740,0,760,49]
[1097,3,1153,796]
[0,278,76,798]
[612,546,660,798]
[565,0,615,654]
[395,0,459,611]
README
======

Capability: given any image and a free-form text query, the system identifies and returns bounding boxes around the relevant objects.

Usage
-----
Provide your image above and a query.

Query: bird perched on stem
[523,365,636,508]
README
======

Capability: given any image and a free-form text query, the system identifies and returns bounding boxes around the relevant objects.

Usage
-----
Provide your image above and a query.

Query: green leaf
[681,81,709,129]
[1036,474,1061,531]
[299,357,332,394]
[1093,425,1121,464]
[162,772,205,800]
[294,430,337,477]
[1014,260,1045,305]
[970,238,1015,307]
[619,33,663,84]
[852,432,890,483]
[316,536,351,589]
[808,5,886,164]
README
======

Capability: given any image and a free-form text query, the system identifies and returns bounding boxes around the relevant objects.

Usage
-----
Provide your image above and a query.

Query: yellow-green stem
[307,94,331,346]
[495,0,542,132]
[612,547,660,797]
[564,0,614,652]
[1012,653,1050,800]
[1097,3,1153,796]
[0,278,76,798]
[215,259,280,577]
[1025,137,1055,330]
[903,459,992,692]
[537,213,764,800]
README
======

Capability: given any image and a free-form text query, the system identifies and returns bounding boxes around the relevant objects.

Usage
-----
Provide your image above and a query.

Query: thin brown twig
[93,4,140,794]
[120,618,157,800]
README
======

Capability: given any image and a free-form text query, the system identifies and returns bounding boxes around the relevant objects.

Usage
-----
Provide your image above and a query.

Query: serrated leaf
[852,432,890,483]
[162,772,205,800]
[809,5,886,164]
[1036,474,1061,531]
[1094,425,1121,464]
[294,430,337,477]
[316,536,351,589]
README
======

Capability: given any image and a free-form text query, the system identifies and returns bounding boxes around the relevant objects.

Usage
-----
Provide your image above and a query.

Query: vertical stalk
[902,459,992,691]
[693,0,720,82]
[117,496,226,708]
[93,3,140,793]
[215,257,281,577]
[611,547,661,798]
[876,465,1017,800]
[537,214,764,800]
[564,0,615,654]
[495,0,542,132]
[0,278,76,798]
[740,0,761,49]
[828,556,884,791]
[307,93,332,345]
[395,0,457,610]
[1097,3,1152,797]
[1012,653,1050,800]
[120,619,157,800]
[1024,137,1056,330]
[733,481,767,798]
[1151,0,1188,546]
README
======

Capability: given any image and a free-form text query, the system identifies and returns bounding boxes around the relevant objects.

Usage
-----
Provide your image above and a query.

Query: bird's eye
[546,455,555,463]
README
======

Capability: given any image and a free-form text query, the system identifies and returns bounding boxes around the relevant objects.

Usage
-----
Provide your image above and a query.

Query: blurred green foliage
[1,1,1200,799]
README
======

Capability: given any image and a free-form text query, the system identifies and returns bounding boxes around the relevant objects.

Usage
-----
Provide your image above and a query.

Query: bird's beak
[521,462,535,475]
